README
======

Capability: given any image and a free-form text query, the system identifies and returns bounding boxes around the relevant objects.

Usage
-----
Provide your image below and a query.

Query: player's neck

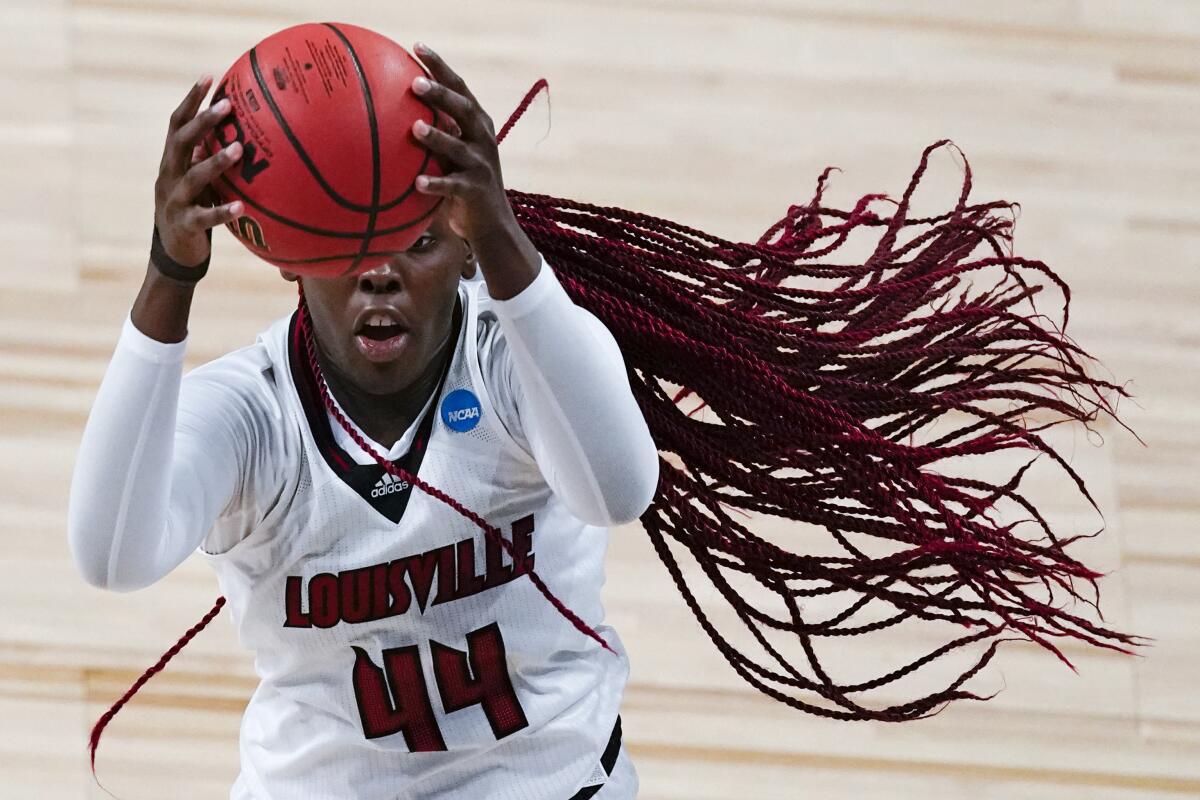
[320,331,453,452]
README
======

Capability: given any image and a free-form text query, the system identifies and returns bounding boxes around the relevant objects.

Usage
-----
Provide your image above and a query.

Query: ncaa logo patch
[441,389,482,432]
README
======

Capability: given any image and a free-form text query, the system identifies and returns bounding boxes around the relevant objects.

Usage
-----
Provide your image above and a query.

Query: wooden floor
[2,1,1198,797]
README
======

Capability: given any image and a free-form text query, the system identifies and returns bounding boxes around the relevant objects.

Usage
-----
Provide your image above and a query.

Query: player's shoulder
[181,313,293,422]
[456,277,497,361]
[469,274,497,314]
[460,277,539,459]
[464,278,508,365]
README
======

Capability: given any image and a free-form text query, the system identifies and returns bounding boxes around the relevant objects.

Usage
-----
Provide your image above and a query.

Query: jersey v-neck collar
[324,381,438,464]
[286,294,464,524]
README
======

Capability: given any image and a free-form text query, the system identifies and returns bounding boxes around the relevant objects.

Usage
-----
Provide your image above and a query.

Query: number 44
[351,622,529,751]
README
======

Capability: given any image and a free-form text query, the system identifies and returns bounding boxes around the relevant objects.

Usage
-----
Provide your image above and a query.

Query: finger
[433,108,461,138]
[413,119,480,169]
[411,75,480,138]
[168,96,233,177]
[168,74,213,134]
[177,140,243,203]
[414,173,473,197]
[184,199,244,232]
[160,74,212,176]
[412,46,499,139]
[412,43,476,102]
[190,143,206,167]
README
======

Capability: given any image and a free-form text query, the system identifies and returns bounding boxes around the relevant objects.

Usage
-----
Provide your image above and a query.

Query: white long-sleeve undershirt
[67,257,660,592]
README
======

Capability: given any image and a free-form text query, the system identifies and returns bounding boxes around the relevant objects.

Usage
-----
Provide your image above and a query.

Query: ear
[278,269,301,283]
[461,244,478,280]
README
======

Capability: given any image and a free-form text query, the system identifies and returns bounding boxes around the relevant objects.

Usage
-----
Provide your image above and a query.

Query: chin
[349,358,419,396]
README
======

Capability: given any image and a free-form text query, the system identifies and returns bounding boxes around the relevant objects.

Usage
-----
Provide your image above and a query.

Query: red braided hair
[89,78,1146,777]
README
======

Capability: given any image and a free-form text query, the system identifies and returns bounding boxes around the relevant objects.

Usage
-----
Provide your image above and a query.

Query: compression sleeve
[489,256,660,527]
[66,315,250,591]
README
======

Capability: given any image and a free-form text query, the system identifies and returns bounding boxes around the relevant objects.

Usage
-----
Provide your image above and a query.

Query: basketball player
[68,43,658,799]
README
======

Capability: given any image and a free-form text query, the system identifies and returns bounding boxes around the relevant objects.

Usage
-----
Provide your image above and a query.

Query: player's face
[291,205,476,396]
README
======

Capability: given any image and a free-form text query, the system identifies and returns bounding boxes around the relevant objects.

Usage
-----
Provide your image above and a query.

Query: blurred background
[1,1,1197,797]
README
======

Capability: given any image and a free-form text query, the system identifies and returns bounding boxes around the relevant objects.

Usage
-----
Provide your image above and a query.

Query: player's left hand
[409,43,515,245]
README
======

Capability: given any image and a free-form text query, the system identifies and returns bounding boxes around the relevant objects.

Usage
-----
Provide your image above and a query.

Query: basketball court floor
[1,2,1197,797]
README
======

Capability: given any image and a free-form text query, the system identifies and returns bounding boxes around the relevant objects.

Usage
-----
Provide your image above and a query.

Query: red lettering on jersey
[511,514,536,577]
[351,646,446,750]
[283,576,311,628]
[371,563,392,620]
[387,561,411,616]
[431,623,529,740]
[339,565,373,624]
[407,548,440,612]
[455,538,487,600]
[351,624,528,750]
[282,515,538,629]
[483,530,513,590]
[432,544,457,606]
[308,573,340,628]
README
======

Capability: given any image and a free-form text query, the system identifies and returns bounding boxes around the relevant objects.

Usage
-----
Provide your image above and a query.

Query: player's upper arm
[481,284,659,527]
[67,338,283,591]
[185,352,290,558]
[476,310,535,459]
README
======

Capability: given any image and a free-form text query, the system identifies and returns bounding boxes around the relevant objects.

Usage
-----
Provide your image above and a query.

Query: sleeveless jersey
[198,279,630,800]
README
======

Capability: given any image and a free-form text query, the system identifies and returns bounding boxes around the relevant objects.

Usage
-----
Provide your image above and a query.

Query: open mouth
[354,312,410,362]
[357,321,407,341]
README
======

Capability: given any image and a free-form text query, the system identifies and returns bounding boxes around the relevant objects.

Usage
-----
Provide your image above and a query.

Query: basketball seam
[247,42,436,215]
[259,245,449,266]
[211,171,442,239]
[324,23,381,275]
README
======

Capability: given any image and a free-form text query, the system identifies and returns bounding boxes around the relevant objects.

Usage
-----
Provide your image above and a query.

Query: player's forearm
[471,213,542,301]
[492,259,659,526]
[130,258,198,343]
[67,315,230,590]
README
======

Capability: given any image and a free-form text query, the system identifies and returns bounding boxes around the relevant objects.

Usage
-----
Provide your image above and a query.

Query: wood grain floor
[1,1,1198,797]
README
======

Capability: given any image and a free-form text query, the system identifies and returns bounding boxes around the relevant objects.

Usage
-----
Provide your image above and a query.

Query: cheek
[303,284,354,330]
[305,301,352,356]
[409,271,458,320]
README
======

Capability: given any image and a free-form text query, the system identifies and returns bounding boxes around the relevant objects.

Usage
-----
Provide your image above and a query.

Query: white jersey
[203,280,630,799]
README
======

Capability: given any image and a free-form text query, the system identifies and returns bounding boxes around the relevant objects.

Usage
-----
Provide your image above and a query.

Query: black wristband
[150,225,211,283]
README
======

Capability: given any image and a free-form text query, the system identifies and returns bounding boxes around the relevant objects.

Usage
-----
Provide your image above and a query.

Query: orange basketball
[202,22,444,277]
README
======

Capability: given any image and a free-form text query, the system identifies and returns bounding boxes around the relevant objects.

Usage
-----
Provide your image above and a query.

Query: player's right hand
[153,74,244,269]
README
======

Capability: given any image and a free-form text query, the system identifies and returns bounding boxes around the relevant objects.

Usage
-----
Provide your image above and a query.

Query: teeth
[365,314,392,327]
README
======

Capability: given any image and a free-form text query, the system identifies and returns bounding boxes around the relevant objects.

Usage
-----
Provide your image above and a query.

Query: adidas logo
[370,472,411,499]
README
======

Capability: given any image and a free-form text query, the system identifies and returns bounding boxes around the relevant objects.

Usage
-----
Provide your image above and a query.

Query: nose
[357,260,403,294]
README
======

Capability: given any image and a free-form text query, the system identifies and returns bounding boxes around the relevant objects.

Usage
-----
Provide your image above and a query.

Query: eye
[408,233,436,252]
